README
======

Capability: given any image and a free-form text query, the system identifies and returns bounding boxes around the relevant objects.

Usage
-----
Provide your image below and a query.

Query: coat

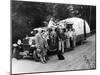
[58,29,66,40]
[35,33,48,57]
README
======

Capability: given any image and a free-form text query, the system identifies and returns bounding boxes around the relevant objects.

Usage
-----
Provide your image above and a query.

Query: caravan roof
[58,17,90,35]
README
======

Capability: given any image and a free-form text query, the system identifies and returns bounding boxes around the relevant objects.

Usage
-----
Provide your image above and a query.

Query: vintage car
[22,27,47,60]
[12,27,48,60]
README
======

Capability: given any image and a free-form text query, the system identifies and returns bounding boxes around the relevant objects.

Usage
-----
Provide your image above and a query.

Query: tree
[11,1,96,43]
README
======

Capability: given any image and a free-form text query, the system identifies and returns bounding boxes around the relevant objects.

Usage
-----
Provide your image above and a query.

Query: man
[56,27,65,60]
[68,28,76,49]
[58,28,65,53]
[35,30,48,64]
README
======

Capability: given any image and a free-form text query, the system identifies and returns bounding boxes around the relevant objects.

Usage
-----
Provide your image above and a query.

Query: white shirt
[68,31,73,38]
[48,20,56,28]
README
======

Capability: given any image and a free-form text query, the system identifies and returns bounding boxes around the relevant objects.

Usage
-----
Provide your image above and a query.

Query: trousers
[59,40,64,53]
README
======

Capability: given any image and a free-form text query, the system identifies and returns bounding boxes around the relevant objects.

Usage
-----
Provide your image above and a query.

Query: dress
[35,33,48,57]
[64,31,70,48]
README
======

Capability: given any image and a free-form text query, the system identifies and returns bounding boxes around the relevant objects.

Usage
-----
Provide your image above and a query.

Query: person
[49,27,57,49]
[35,30,48,64]
[68,28,75,49]
[72,28,76,48]
[17,39,23,52]
[23,35,30,52]
[48,18,56,27]
[58,28,65,53]
[56,27,65,60]
[64,28,70,49]
[13,39,23,59]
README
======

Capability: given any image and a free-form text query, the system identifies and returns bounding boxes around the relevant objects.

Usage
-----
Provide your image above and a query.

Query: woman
[35,30,48,64]
[64,29,70,49]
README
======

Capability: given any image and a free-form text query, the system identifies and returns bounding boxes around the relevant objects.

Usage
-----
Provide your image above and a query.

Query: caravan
[58,17,91,43]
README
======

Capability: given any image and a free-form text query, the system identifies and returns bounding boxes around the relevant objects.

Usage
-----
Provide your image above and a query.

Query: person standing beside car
[55,27,65,60]
[58,28,65,53]
[35,30,48,64]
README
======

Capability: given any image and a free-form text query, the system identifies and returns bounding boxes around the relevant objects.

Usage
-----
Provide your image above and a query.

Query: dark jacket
[57,29,65,40]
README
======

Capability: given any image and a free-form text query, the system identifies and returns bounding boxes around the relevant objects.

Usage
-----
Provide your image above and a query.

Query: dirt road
[12,35,96,74]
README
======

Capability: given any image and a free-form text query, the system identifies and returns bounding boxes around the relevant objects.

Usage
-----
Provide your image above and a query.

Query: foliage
[11,1,96,43]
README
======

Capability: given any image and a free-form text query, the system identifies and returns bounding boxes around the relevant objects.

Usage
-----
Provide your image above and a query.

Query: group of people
[12,18,77,64]
[47,18,76,52]
[33,21,76,63]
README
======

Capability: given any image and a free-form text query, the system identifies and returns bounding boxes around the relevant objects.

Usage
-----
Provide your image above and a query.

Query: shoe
[57,54,65,60]
[40,57,47,64]
[43,57,47,63]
